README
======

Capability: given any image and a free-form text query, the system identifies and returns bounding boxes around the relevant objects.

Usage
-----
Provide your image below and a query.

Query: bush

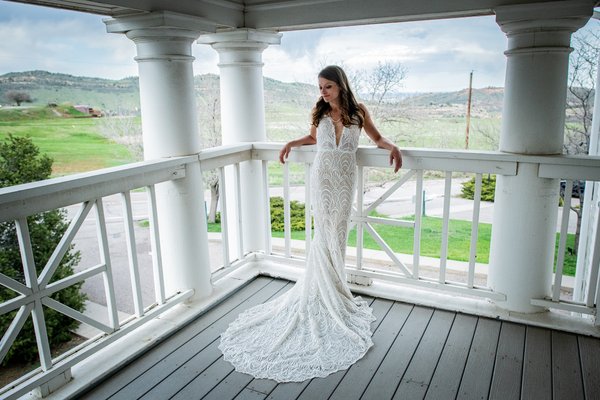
[270,196,312,231]
[0,135,86,366]
[461,174,496,202]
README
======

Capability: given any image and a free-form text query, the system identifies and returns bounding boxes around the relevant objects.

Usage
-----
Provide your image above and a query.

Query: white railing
[198,144,254,278]
[2,143,600,398]
[0,143,259,399]
[0,156,197,399]
[531,156,600,319]
[251,144,600,318]
[253,144,515,301]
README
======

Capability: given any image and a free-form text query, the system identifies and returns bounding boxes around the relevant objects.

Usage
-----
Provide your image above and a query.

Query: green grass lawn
[0,106,135,175]
[210,215,577,276]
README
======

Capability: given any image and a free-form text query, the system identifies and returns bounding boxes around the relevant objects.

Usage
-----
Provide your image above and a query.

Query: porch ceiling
[7,0,598,31]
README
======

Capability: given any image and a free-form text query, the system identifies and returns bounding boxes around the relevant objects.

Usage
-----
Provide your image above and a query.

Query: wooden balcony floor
[80,276,600,400]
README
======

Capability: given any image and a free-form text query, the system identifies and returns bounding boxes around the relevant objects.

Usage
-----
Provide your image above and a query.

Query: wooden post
[465,71,473,150]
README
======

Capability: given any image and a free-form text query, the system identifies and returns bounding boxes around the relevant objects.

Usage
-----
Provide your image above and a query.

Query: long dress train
[218,116,375,382]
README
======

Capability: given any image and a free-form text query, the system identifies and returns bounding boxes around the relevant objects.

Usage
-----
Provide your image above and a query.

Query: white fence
[250,144,600,316]
[0,157,196,399]
[1,143,600,398]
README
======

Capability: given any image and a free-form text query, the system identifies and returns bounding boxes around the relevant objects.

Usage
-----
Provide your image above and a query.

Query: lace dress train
[219,117,375,382]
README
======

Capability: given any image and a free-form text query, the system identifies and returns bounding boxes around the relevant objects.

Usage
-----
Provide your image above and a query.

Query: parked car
[559,180,585,198]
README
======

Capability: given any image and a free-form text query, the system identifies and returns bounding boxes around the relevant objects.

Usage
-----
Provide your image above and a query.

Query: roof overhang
[7,0,599,32]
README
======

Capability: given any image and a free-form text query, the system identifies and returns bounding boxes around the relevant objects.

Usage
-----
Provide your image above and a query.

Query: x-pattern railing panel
[0,156,197,399]
[0,198,124,370]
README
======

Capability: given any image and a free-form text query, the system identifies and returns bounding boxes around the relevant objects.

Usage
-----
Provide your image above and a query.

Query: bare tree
[353,61,407,125]
[197,76,222,223]
[366,61,407,105]
[473,121,500,150]
[563,28,599,254]
[5,91,32,106]
[97,112,143,161]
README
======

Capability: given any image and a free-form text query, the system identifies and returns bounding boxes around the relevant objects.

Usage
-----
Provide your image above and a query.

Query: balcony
[1,143,600,399]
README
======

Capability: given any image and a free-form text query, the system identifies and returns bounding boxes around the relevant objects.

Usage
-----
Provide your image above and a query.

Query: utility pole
[465,70,473,149]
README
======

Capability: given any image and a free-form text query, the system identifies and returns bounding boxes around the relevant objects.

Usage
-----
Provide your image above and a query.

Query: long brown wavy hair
[311,65,364,128]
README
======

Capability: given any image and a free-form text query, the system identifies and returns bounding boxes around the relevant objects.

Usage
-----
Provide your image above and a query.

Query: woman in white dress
[219,65,402,382]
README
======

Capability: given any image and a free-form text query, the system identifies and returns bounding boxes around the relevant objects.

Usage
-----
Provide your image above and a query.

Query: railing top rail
[251,142,600,176]
[0,156,196,222]
[0,156,196,201]
[2,142,600,222]
[198,143,253,161]
[251,142,600,165]
[198,143,253,170]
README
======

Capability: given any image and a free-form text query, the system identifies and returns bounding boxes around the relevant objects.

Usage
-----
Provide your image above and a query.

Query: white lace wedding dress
[219,116,375,382]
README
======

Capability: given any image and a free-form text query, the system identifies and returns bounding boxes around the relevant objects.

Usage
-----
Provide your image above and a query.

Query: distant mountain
[0,70,140,113]
[403,87,504,111]
[0,70,320,115]
[0,70,505,117]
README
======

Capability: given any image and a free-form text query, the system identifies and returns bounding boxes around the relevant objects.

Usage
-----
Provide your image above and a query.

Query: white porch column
[574,12,600,303]
[489,2,592,312]
[198,29,281,256]
[105,12,215,300]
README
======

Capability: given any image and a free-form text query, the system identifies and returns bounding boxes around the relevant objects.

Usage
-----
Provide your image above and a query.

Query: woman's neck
[329,103,341,114]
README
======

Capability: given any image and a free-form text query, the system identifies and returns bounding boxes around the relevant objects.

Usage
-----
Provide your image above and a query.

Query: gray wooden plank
[361,306,435,400]
[578,335,600,399]
[521,326,551,400]
[552,331,584,400]
[488,322,526,400]
[235,387,271,400]
[81,276,275,400]
[203,370,254,400]
[138,339,222,399]
[456,317,501,400]
[234,379,278,400]
[266,381,309,400]
[171,357,235,400]
[233,379,278,400]
[328,302,414,400]
[273,297,393,400]
[424,314,478,400]
[111,279,291,400]
[392,309,456,400]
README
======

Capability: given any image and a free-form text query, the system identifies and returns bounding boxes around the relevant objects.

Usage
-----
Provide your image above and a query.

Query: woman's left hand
[390,146,402,173]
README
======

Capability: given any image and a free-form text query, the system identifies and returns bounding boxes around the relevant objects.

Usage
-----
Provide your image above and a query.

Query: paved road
[69,178,578,318]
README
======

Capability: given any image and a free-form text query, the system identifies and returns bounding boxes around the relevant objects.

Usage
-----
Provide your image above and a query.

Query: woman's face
[318,77,340,104]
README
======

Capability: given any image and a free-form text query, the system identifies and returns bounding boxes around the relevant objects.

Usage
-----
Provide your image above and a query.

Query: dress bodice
[316,116,361,153]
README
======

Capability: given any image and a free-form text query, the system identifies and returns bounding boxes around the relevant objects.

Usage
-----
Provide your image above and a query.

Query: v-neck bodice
[316,116,361,153]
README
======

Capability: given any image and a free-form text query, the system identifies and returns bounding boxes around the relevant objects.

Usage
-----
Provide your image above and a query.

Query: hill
[0,70,505,118]
[403,87,504,111]
[0,71,140,114]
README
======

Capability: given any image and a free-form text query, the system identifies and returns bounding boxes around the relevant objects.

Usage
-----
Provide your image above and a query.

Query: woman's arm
[359,103,402,173]
[279,125,317,164]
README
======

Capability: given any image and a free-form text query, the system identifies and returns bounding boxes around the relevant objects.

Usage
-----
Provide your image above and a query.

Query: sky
[0,1,597,93]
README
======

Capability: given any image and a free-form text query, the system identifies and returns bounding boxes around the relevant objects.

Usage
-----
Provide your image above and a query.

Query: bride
[219,65,402,382]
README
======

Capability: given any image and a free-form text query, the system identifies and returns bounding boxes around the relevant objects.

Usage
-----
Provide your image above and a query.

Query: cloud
[1,3,596,93]
[305,16,507,91]
[0,2,137,79]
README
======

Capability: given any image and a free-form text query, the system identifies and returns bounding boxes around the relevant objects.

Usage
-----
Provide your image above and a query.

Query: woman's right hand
[279,142,292,164]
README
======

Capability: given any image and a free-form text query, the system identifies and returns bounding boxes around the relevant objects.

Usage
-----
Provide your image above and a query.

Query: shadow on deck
[79,276,600,400]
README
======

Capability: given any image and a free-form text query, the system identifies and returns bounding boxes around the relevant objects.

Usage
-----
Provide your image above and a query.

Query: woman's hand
[390,146,402,173]
[279,142,292,164]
